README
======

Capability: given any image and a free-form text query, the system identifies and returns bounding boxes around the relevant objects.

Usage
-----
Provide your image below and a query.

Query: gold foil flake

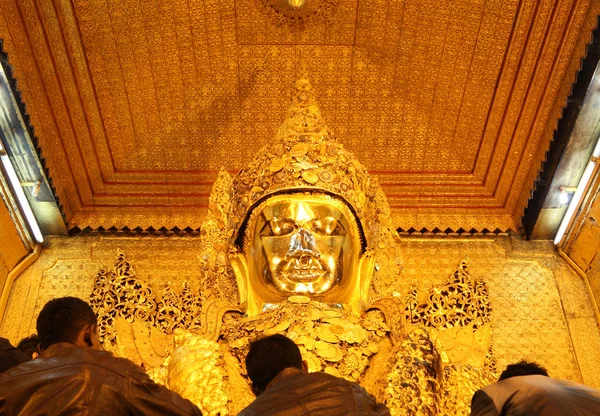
[324,366,341,378]
[317,326,339,343]
[290,143,309,158]
[272,320,291,332]
[269,159,285,172]
[230,337,248,349]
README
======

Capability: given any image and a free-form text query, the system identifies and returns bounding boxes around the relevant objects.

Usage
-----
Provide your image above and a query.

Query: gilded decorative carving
[405,257,491,331]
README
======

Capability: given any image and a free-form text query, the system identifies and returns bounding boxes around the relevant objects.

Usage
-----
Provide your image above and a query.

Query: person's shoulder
[84,348,144,377]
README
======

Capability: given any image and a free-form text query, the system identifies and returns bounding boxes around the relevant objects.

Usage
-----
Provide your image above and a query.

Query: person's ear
[81,324,102,350]
[302,360,309,372]
[83,325,94,347]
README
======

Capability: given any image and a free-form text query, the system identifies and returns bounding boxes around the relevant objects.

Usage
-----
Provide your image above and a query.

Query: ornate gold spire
[229,59,388,252]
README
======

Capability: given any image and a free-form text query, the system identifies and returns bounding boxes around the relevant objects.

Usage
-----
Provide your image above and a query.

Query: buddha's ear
[358,249,376,309]
[229,250,248,308]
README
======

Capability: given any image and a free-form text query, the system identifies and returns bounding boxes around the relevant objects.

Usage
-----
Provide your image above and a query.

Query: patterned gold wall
[0,0,598,232]
[1,234,599,389]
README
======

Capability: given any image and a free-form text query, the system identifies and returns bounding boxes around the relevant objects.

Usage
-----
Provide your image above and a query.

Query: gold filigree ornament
[405,257,491,331]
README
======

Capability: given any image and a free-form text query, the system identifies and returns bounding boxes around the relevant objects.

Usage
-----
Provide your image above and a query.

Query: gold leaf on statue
[288,295,311,304]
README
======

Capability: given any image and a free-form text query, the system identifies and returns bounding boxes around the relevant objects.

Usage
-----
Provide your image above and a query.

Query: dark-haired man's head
[245,334,306,396]
[17,335,40,359]
[36,297,100,351]
[499,360,549,381]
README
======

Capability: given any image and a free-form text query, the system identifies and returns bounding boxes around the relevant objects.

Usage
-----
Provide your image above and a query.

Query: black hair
[36,297,97,350]
[499,360,549,381]
[16,335,40,357]
[245,334,303,394]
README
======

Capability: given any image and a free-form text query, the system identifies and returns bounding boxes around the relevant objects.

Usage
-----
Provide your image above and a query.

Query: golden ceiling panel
[0,0,597,231]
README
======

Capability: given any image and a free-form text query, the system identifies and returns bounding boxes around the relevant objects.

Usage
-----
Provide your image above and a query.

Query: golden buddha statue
[89,62,495,416]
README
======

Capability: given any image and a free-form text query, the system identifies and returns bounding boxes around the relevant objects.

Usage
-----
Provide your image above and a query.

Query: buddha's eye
[310,217,346,236]
[260,218,297,236]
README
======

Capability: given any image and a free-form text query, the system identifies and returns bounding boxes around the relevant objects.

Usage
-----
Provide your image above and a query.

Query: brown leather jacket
[238,367,390,416]
[0,342,202,416]
[471,375,600,416]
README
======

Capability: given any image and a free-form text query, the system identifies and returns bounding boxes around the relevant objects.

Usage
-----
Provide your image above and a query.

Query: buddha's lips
[280,268,327,282]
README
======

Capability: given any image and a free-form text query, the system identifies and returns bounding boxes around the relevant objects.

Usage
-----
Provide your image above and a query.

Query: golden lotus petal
[304,337,316,351]
[325,348,344,363]
[318,330,339,344]
[316,344,337,359]
[310,309,324,320]
[324,309,342,318]
[324,317,346,327]
[269,158,285,172]
[330,325,344,334]
[324,366,341,377]
[302,170,319,184]
[315,340,330,350]
[273,320,291,332]
[288,295,311,304]
[295,335,310,345]
[291,143,309,158]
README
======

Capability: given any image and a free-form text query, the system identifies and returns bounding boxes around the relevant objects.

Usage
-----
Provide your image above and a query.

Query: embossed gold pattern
[0,0,597,231]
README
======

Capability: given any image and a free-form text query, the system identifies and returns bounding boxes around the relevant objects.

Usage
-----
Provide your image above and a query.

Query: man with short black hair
[16,334,40,359]
[471,360,600,415]
[0,296,202,415]
[239,334,390,415]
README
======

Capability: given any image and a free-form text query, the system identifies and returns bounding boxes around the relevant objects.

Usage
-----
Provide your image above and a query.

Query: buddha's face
[245,194,360,299]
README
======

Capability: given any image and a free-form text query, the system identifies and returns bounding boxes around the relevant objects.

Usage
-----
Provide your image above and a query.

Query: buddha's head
[222,64,401,316]
[235,191,365,312]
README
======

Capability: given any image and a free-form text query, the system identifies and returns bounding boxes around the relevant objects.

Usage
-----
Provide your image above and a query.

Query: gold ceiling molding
[0,0,598,232]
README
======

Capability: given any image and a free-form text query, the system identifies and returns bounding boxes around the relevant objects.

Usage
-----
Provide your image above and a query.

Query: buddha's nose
[287,228,319,258]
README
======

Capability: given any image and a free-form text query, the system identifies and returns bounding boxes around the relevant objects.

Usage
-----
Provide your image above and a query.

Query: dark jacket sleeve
[127,362,203,416]
[470,390,499,416]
